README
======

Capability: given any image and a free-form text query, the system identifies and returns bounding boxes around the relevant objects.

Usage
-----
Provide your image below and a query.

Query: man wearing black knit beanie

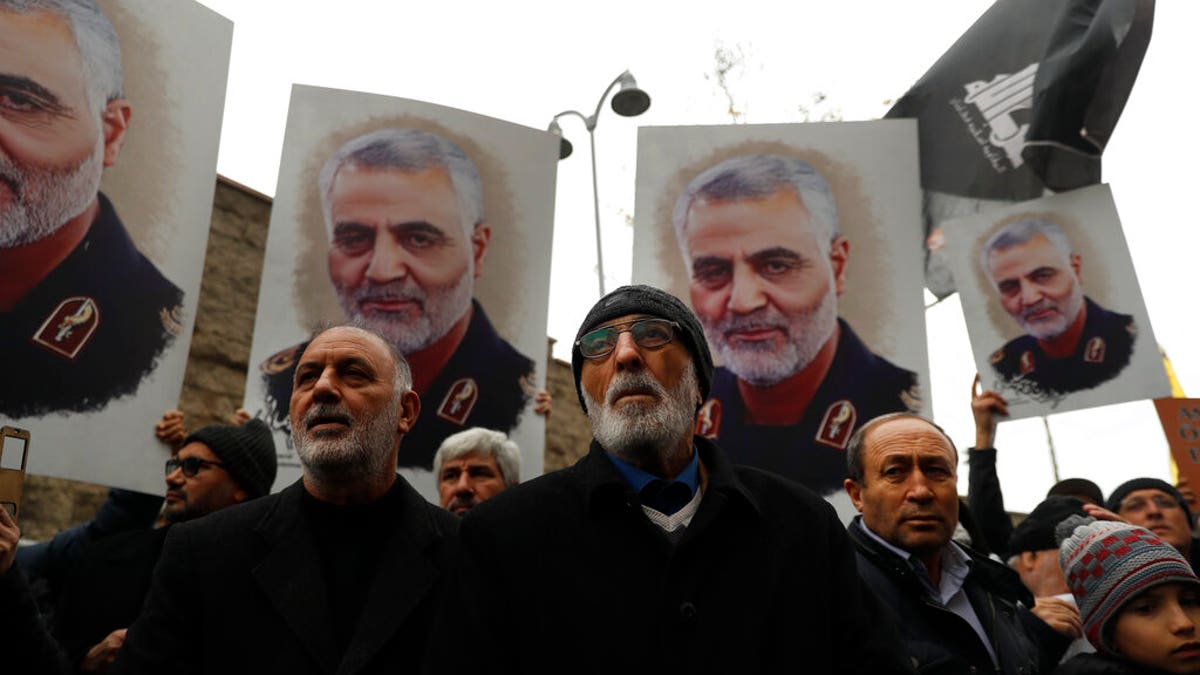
[11,419,279,673]
[431,284,910,674]
[1104,477,1200,572]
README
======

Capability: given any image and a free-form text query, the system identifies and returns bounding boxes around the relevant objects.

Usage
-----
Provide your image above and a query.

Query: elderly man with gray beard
[429,285,909,674]
[116,325,459,674]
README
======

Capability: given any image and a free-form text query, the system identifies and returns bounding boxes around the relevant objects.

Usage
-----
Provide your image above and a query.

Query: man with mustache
[844,413,1074,674]
[982,215,1134,398]
[430,285,909,673]
[0,0,182,418]
[260,128,535,471]
[118,325,459,673]
[671,154,919,497]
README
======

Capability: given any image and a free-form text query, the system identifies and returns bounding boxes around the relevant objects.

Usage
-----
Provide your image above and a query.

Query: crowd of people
[2,284,1197,674]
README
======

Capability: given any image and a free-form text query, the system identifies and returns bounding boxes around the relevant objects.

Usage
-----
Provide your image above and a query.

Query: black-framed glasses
[165,456,226,478]
[576,318,679,359]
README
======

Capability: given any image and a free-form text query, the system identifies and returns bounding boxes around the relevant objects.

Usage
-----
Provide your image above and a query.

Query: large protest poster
[0,0,231,494]
[631,121,928,516]
[244,85,557,501]
[945,184,1169,420]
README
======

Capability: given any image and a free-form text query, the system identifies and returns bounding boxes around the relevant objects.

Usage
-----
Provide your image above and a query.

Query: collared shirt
[605,448,701,496]
[860,522,999,667]
[606,448,702,530]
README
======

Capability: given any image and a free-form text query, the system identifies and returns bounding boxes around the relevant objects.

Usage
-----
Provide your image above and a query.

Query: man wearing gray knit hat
[431,284,910,673]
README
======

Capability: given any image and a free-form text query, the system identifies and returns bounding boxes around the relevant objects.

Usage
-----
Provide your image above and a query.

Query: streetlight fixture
[548,70,651,297]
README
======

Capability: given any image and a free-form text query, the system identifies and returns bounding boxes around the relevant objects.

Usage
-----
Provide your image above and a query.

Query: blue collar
[605,447,700,497]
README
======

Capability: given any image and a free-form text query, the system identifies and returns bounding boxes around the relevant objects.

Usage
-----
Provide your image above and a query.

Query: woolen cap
[1008,496,1087,554]
[1106,477,1193,527]
[1047,477,1105,506]
[1057,514,1200,655]
[571,284,713,413]
[182,419,277,498]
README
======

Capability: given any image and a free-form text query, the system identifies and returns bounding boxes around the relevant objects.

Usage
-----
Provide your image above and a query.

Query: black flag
[887,0,1154,297]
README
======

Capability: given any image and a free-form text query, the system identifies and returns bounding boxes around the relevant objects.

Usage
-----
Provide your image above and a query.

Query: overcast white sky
[195,0,1200,513]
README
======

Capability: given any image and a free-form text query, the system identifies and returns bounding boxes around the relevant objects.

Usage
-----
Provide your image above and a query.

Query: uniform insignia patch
[1084,336,1106,363]
[32,297,100,360]
[989,348,1004,365]
[438,378,478,426]
[695,399,722,439]
[815,400,856,450]
[160,304,184,336]
[261,344,302,375]
[1019,351,1036,375]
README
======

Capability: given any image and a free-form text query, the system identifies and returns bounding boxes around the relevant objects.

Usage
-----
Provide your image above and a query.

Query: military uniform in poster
[695,319,919,495]
[260,300,534,469]
[990,297,1134,398]
[0,193,183,419]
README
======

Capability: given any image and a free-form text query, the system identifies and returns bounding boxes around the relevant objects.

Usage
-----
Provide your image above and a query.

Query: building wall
[20,178,591,540]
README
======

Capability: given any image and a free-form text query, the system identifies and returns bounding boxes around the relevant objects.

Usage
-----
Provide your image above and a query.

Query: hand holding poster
[945,184,1169,419]
[244,86,557,500]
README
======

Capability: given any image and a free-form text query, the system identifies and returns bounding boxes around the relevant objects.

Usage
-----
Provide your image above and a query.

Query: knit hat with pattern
[183,419,277,498]
[1057,514,1200,654]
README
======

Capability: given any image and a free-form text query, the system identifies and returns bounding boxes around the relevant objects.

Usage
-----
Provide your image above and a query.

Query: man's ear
[1069,252,1082,283]
[232,488,249,504]
[471,222,491,279]
[101,99,132,167]
[829,235,850,296]
[1017,550,1038,573]
[396,390,421,435]
[844,477,864,512]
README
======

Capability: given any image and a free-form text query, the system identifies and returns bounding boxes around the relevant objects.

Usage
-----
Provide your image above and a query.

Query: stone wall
[20,178,591,539]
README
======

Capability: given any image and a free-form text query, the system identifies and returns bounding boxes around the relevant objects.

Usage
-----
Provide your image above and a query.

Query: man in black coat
[430,284,907,674]
[843,412,1075,674]
[117,325,459,674]
[2,417,277,674]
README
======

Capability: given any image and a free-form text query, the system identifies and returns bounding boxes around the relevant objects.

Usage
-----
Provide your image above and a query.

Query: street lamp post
[548,70,651,298]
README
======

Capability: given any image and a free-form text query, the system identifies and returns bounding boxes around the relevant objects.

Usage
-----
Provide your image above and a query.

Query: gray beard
[335,270,473,354]
[703,281,838,387]
[1017,284,1086,341]
[583,366,699,467]
[291,396,400,485]
[0,135,104,248]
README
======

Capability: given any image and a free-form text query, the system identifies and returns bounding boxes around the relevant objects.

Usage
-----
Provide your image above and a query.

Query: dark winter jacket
[849,517,1069,674]
[1057,653,1182,675]
[429,437,911,674]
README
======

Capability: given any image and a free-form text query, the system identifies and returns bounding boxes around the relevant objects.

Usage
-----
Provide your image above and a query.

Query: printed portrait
[244,86,557,500]
[632,121,929,506]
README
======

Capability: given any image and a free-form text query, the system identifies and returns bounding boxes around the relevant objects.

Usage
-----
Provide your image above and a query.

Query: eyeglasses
[1118,494,1181,514]
[576,318,679,359]
[165,456,227,478]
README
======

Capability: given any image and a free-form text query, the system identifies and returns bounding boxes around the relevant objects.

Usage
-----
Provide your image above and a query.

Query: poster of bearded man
[0,0,230,493]
[944,184,1169,420]
[244,85,557,500]
[632,121,928,518]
